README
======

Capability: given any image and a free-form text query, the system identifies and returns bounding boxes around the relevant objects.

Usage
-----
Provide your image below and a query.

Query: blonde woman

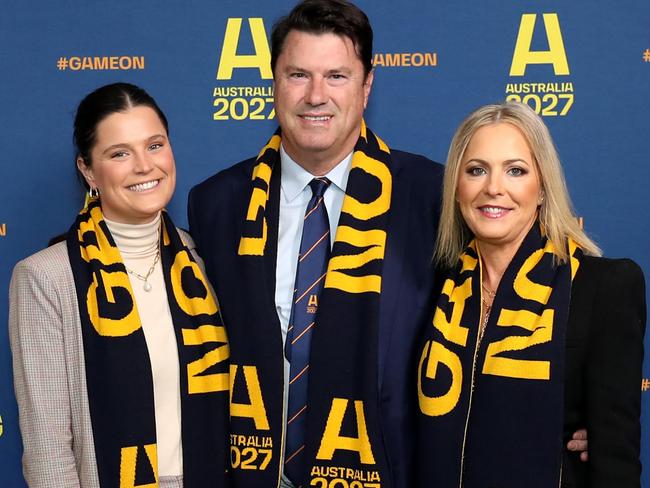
[416,102,645,487]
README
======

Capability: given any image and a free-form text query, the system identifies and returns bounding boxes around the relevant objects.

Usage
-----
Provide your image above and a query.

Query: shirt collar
[280,144,353,203]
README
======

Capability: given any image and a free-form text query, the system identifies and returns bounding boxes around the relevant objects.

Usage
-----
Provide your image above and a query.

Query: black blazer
[188,149,444,488]
[562,256,645,487]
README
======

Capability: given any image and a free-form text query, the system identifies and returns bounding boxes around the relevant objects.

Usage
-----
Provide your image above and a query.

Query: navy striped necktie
[284,177,331,485]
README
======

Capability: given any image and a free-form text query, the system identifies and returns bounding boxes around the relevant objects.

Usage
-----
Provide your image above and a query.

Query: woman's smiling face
[78,105,176,224]
[456,122,543,254]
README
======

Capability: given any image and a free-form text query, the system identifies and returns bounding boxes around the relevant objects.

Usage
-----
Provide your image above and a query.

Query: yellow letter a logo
[510,13,569,76]
[216,18,273,80]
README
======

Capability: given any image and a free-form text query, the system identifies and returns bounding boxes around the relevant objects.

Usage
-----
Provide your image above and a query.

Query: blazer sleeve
[585,258,646,487]
[9,258,82,488]
[187,185,204,253]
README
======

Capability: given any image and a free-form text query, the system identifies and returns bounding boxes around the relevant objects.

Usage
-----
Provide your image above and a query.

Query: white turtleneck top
[104,213,182,477]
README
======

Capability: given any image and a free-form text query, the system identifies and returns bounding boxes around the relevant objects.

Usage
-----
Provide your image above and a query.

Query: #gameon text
[57,56,145,71]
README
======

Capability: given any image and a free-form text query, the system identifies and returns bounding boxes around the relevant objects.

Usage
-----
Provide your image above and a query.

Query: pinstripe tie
[284,177,331,484]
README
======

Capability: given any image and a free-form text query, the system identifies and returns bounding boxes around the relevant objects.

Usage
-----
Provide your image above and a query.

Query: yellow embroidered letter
[230,365,270,430]
[325,227,386,293]
[482,308,554,380]
[170,250,218,316]
[87,269,141,337]
[119,444,158,488]
[182,325,230,394]
[418,340,463,416]
[316,398,375,464]
[418,274,473,416]
[238,158,274,256]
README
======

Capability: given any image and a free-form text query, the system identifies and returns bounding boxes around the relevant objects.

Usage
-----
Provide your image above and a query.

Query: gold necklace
[479,282,496,341]
[481,281,496,299]
[125,245,160,292]
[480,297,491,340]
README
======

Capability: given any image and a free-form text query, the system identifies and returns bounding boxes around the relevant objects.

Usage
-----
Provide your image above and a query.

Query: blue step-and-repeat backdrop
[1,1,648,485]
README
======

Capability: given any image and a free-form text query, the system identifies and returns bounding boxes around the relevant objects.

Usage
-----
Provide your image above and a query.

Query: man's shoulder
[391,149,444,175]
[390,149,444,192]
[189,156,258,200]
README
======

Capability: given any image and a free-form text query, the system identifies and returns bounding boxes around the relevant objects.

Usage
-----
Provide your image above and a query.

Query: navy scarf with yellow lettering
[416,224,582,487]
[232,121,393,487]
[66,200,229,487]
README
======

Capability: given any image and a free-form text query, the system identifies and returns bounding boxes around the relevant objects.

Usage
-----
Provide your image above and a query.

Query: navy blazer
[188,149,444,488]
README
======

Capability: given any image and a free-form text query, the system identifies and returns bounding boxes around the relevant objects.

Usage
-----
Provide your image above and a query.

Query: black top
[561,256,645,487]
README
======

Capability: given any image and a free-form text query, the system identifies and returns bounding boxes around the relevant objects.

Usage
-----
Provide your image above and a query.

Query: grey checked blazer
[9,230,198,488]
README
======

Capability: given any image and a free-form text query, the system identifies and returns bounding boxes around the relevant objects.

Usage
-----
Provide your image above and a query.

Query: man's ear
[363,69,374,109]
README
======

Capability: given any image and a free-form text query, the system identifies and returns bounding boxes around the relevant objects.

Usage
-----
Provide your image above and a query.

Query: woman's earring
[89,187,100,198]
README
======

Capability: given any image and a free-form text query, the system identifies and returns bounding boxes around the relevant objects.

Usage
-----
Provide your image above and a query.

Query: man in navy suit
[190,2,441,486]
[188,1,584,487]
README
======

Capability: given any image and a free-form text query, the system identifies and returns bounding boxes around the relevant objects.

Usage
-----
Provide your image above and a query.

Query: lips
[478,205,511,218]
[127,179,160,192]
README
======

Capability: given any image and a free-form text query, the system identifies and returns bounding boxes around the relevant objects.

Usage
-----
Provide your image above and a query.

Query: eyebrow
[465,157,530,166]
[283,64,305,72]
[100,134,167,155]
[283,65,352,75]
[327,67,352,75]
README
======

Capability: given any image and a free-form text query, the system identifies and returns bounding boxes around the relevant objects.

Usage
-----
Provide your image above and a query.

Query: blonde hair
[435,101,601,268]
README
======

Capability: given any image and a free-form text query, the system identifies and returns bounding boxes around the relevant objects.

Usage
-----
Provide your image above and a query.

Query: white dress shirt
[275,145,352,487]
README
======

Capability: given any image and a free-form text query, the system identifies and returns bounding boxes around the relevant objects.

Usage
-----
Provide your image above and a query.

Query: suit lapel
[377,156,406,390]
[262,161,282,317]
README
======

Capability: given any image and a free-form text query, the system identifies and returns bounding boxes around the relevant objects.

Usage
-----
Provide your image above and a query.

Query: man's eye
[149,143,163,151]
[328,74,349,84]
[111,151,128,159]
